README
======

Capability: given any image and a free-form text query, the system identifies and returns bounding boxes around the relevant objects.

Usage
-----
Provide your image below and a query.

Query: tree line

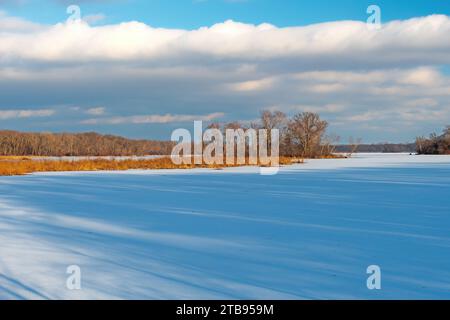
[0,131,174,156]
[3,114,446,158]
[416,126,450,155]
[209,110,335,158]
[0,111,335,158]
[335,143,415,153]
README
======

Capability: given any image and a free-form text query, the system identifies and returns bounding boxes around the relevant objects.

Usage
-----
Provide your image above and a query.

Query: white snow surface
[1,153,449,299]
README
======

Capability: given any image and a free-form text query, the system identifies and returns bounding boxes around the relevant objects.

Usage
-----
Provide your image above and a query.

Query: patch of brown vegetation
[0,156,305,176]
[0,156,34,161]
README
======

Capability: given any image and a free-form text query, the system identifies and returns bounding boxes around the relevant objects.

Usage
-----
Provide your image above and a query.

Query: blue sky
[0,0,450,142]
[4,0,450,28]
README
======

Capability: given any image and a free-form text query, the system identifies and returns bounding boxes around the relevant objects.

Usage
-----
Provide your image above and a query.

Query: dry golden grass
[0,156,34,161]
[0,156,304,176]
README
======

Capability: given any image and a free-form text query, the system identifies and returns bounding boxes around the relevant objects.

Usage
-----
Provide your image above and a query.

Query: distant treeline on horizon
[1,128,416,157]
[335,143,416,153]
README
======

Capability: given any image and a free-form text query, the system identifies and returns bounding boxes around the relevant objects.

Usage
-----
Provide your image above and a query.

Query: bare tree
[0,131,174,156]
[260,110,287,152]
[207,122,221,130]
[287,112,328,158]
[415,136,425,154]
[224,122,243,131]
[260,110,287,132]
[321,134,340,156]
[347,137,362,157]
[416,127,450,155]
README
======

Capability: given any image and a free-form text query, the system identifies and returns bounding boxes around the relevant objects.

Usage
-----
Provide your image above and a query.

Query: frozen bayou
[1,154,449,299]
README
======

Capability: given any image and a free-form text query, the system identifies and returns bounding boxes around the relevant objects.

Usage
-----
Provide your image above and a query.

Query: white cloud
[0,109,55,120]
[0,14,449,67]
[86,107,106,115]
[0,11,43,33]
[230,77,276,92]
[399,67,443,87]
[275,104,347,114]
[82,112,225,125]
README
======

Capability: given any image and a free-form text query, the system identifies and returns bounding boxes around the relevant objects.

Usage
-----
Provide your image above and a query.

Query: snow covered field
[0,153,449,300]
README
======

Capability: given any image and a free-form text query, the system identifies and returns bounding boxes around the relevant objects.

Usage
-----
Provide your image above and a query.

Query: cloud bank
[1,15,450,66]
[0,12,449,141]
